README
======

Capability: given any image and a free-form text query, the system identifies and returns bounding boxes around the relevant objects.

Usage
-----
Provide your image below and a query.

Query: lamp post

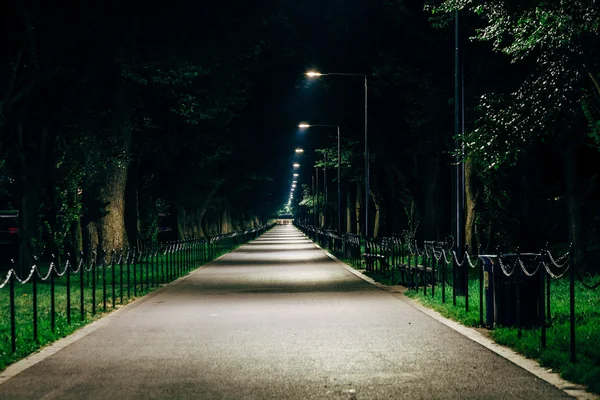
[323,153,327,229]
[454,10,466,295]
[315,166,320,227]
[312,175,316,226]
[298,123,342,234]
[305,70,367,237]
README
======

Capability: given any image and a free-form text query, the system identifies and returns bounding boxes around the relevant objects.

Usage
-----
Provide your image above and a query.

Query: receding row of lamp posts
[288,70,368,235]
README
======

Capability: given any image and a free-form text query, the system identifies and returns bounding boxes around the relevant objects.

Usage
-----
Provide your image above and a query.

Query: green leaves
[431,0,600,171]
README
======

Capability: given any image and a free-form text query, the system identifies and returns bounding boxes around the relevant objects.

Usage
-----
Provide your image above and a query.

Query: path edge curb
[308,235,597,400]
[0,243,241,386]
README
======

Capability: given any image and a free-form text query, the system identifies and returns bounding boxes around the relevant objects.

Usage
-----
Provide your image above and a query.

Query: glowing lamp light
[295,148,304,153]
[293,163,300,168]
[305,71,323,78]
[298,123,310,128]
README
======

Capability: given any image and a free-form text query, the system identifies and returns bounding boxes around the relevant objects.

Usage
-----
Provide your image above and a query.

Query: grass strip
[396,276,600,394]
[0,243,241,371]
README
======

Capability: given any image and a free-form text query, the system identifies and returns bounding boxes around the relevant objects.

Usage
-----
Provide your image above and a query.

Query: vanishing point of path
[0,225,570,399]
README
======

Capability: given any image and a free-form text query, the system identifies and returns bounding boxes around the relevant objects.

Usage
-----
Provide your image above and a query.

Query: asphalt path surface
[0,225,571,399]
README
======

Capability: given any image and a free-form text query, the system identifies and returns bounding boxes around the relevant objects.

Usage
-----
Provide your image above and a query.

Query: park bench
[394,240,441,289]
[361,237,392,274]
[405,241,447,289]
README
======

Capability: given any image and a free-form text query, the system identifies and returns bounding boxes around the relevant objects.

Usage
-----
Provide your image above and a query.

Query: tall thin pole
[461,42,467,292]
[337,126,341,234]
[316,166,319,227]
[312,175,316,226]
[454,9,460,249]
[324,153,328,229]
[364,76,369,237]
[454,9,465,294]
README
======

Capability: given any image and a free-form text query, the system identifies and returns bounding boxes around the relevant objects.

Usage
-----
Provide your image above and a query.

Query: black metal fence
[0,225,272,357]
[294,222,599,364]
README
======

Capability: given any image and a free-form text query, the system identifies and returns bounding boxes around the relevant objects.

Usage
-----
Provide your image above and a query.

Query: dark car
[0,210,20,267]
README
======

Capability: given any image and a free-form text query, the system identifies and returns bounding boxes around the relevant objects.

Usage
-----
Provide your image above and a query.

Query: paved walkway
[0,225,571,399]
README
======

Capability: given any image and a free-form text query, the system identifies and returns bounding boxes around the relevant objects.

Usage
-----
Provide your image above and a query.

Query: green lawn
[323,234,599,393]
[398,274,600,394]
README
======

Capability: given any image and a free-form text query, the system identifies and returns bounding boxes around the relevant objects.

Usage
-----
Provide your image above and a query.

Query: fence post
[465,248,469,313]
[171,243,175,278]
[120,249,124,304]
[127,249,132,298]
[112,251,116,309]
[80,252,85,321]
[168,244,173,280]
[32,262,38,341]
[149,246,154,288]
[10,272,16,353]
[516,248,522,337]
[478,246,483,327]
[569,243,576,363]
[442,250,446,304]
[179,242,183,275]
[161,245,165,283]
[431,252,436,298]
[146,246,150,291]
[540,245,547,349]
[423,245,427,296]
[102,250,107,312]
[51,257,56,332]
[66,254,71,325]
[133,248,137,297]
[452,246,457,306]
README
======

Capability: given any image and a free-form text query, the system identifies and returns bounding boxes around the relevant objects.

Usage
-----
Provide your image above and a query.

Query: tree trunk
[91,86,133,252]
[176,207,205,239]
[67,185,83,258]
[221,204,233,233]
[70,214,83,258]
[409,199,419,233]
[97,160,130,251]
[83,221,99,261]
[124,160,140,247]
[464,158,479,253]
[355,182,363,235]
[372,192,381,238]
[346,189,354,234]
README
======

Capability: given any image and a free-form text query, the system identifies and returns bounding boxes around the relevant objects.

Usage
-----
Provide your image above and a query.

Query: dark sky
[214,0,381,211]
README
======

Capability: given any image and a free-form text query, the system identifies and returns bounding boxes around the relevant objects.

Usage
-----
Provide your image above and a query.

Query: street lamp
[305,69,368,236]
[293,163,300,168]
[295,148,304,154]
[298,123,342,234]
[305,70,324,78]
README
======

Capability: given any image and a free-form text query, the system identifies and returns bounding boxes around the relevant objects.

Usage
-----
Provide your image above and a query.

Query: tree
[430,0,600,258]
